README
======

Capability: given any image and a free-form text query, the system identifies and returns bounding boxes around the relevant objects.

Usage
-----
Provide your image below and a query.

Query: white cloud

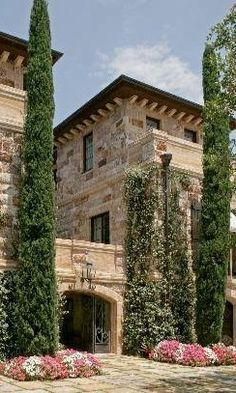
[96,42,203,103]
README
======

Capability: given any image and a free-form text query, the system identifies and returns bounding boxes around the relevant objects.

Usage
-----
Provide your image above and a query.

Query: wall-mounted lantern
[81,252,96,290]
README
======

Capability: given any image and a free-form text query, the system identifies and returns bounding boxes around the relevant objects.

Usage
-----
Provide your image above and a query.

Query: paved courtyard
[1,354,236,392]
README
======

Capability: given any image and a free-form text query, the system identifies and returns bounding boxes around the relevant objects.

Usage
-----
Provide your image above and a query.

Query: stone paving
[1,354,236,392]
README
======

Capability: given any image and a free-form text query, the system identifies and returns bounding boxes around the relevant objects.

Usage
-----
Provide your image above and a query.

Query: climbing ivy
[123,165,195,354]
[0,270,18,360]
[0,272,8,360]
[167,180,196,343]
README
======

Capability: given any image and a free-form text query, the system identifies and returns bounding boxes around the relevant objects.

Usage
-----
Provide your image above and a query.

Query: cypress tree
[15,0,58,355]
[196,44,231,345]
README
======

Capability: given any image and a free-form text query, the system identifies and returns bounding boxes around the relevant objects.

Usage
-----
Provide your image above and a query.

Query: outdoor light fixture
[81,253,96,290]
[160,152,172,167]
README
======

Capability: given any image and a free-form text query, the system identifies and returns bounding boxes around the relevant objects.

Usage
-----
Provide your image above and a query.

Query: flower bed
[0,349,101,381]
[148,340,236,366]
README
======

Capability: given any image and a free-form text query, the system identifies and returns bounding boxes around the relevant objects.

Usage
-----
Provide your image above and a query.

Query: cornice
[0,84,26,102]
[0,117,23,133]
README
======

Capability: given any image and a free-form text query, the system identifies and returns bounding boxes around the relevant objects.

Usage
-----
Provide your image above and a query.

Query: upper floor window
[91,212,110,244]
[184,129,197,143]
[84,132,93,172]
[146,117,160,131]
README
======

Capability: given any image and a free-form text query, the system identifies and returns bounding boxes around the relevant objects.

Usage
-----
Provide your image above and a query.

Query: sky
[1,0,234,125]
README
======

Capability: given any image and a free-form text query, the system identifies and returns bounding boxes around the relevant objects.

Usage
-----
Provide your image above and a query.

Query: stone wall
[0,83,25,269]
[56,238,125,354]
[0,62,25,90]
[56,100,203,245]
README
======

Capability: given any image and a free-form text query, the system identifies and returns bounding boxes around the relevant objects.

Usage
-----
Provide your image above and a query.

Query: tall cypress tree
[196,44,231,345]
[15,0,58,355]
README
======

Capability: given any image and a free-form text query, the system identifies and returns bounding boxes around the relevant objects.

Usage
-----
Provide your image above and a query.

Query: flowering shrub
[0,350,101,381]
[148,340,236,367]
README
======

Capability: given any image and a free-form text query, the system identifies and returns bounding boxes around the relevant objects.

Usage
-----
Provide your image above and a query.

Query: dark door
[95,297,111,353]
[62,293,111,353]
[81,295,94,352]
[222,301,233,345]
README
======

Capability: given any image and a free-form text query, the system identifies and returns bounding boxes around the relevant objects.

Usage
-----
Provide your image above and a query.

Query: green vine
[166,179,196,342]
[123,165,195,355]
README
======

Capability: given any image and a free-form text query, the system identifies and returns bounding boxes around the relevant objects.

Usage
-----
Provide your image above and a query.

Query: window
[84,133,93,172]
[146,117,160,131]
[184,129,197,143]
[91,212,110,244]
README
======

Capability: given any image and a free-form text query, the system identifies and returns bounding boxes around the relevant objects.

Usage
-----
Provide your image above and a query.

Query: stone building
[0,31,61,269]
[1,32,236,354]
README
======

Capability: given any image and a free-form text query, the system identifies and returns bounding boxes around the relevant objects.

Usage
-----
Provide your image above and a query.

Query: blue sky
[1,0,234,125]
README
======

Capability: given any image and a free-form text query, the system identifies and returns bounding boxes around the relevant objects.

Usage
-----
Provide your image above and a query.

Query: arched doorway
[61,292,111,353]
[222,301,233,345]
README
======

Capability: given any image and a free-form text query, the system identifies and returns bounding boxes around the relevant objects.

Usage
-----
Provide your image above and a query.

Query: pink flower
[149,340,180,363]
[148,340,236,367]
[180,344,208,366]
[0,349,101,381]
[210,343,236,365]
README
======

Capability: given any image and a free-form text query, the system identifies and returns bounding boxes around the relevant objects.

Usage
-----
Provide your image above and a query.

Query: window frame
[83,132,93,172]
[91,212,110,244]
[184,128,197,143]
[146,116,161,131]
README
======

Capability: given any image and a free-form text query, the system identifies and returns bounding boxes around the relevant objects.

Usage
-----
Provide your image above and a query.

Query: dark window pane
[184,129,197,143]
[146,117,160,131]
[84,133,93,172]
[91,212,110,244]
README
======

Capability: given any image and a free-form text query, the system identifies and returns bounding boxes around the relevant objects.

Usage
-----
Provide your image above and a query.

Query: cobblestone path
[1,354,236,392]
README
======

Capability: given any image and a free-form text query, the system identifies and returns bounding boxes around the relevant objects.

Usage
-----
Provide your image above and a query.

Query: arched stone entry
[61,291,114,353]
[222,301,233,345]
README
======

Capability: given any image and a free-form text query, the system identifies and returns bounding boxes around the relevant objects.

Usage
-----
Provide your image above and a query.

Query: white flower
[62,352,87,378]
[228,346,236,353]
[22,356,42,378]
[204,348,218,365]
[175,344,184,362]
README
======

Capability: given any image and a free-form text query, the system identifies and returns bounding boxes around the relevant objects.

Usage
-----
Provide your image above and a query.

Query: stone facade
[54,87,205,353]
[0,82,25,270]
[56,238,125,353]
[0,34,235,354]
[56,100,203,246]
